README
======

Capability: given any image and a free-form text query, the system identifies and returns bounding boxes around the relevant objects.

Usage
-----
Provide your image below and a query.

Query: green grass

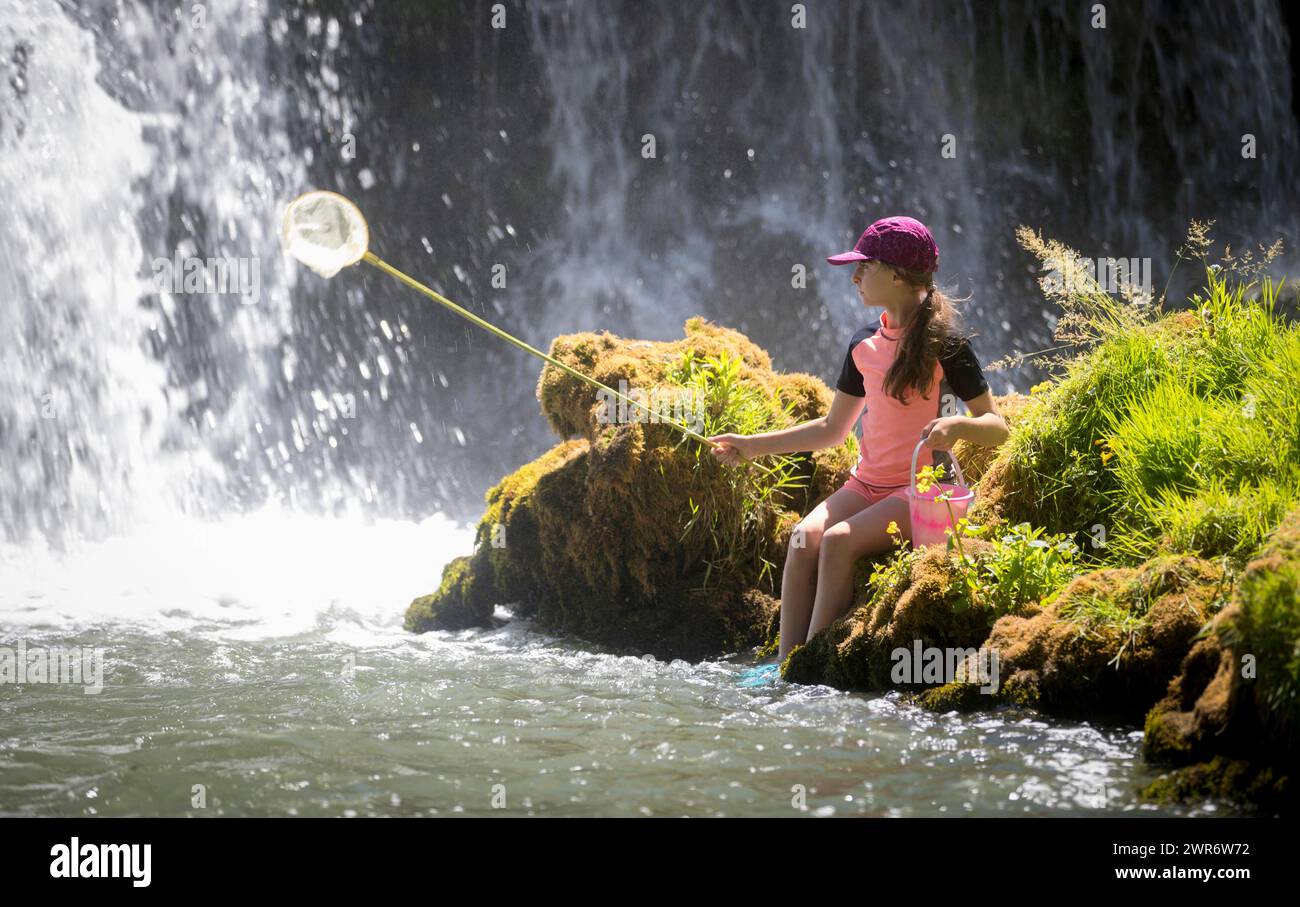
[668,349,806,589]
[998,228,1300,570]
[999,327,1173,543]
[1098,277,1300,567]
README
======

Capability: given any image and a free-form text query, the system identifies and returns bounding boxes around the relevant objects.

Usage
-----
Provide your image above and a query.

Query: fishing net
[276,190,730,456]
[280,190,369,278]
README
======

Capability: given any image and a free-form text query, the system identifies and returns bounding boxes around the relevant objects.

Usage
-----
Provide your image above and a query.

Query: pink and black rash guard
[835,309,990,487]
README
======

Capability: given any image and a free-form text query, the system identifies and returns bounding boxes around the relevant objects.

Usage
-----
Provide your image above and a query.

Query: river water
[0,509,1236,817]
[2,0,1284,817]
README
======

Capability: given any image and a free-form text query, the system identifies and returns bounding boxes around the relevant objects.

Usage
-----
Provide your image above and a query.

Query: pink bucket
[905,438,975,548]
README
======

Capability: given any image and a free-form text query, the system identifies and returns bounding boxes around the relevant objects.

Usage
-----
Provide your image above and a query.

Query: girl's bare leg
[807,495,911,639]
[777,487,871,660]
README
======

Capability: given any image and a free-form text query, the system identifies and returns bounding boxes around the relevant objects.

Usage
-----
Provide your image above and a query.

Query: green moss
[1228,506,1300,749]
[977,555,1227,722]
[782,540,1007,691]
[406,319,812,659]
[774,371,834,423]
[1140,757,1291,811]
[1135,503,1300,812]
[479,439,588,607]
[916,681,989,713]
[404,554,495,632]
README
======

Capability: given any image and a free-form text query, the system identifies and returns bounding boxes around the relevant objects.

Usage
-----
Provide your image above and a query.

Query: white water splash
[0,507,474,640]
[0,0,176,541]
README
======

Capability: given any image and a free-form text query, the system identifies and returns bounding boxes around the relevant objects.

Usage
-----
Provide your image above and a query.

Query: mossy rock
[774,371,835,423]
[1139,756,1291,813]
[1139,504,1300,809]
[406,318,821,659]
[405,554,495,632]
[782,540,1004,691]
[405,440,589,632]
[916,679,993,713]
[480,438,589,606]
[536,316,775,442]
[978,554,1228,722]
[1231,503,1300,748]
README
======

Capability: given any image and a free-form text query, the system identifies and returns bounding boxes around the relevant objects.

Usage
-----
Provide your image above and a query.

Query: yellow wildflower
[914,463,945,495]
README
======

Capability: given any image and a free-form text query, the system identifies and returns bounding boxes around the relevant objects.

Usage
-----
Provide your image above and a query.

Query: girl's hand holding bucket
[919,416,963,451]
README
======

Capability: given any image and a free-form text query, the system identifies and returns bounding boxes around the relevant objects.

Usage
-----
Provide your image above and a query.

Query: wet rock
[1139,505,1300,810]
[405,318,848,660]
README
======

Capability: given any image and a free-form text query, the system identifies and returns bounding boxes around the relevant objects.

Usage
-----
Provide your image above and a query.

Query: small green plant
[869,520,917,598]
[669,349,806,589]
[930,510,1082,617]
[969,522,1081,615]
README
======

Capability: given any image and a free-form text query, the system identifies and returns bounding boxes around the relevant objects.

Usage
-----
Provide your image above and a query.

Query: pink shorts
[840,474,910,505]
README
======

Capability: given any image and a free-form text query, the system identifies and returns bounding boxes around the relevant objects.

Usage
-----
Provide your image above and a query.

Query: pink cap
[827,216,940,273]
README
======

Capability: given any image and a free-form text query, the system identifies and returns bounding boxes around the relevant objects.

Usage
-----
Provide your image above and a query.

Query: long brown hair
[881,265,969,405]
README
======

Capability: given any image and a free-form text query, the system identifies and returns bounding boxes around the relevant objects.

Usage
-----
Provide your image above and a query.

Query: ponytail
[881,267,966,405]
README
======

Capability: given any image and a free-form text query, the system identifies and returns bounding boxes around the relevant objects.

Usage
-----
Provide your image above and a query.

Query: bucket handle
[910,436,968,495]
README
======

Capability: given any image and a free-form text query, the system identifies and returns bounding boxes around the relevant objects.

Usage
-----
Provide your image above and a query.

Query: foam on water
[0,509,474,641]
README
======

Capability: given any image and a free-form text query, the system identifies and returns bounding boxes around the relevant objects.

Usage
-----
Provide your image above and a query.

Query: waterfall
[0,0,172,542]
[518,0,1297,363]
[2,0,1296,543]
[0,0,320,542]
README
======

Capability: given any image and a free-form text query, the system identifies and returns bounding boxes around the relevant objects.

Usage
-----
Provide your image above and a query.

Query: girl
[710,216,1009,662]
